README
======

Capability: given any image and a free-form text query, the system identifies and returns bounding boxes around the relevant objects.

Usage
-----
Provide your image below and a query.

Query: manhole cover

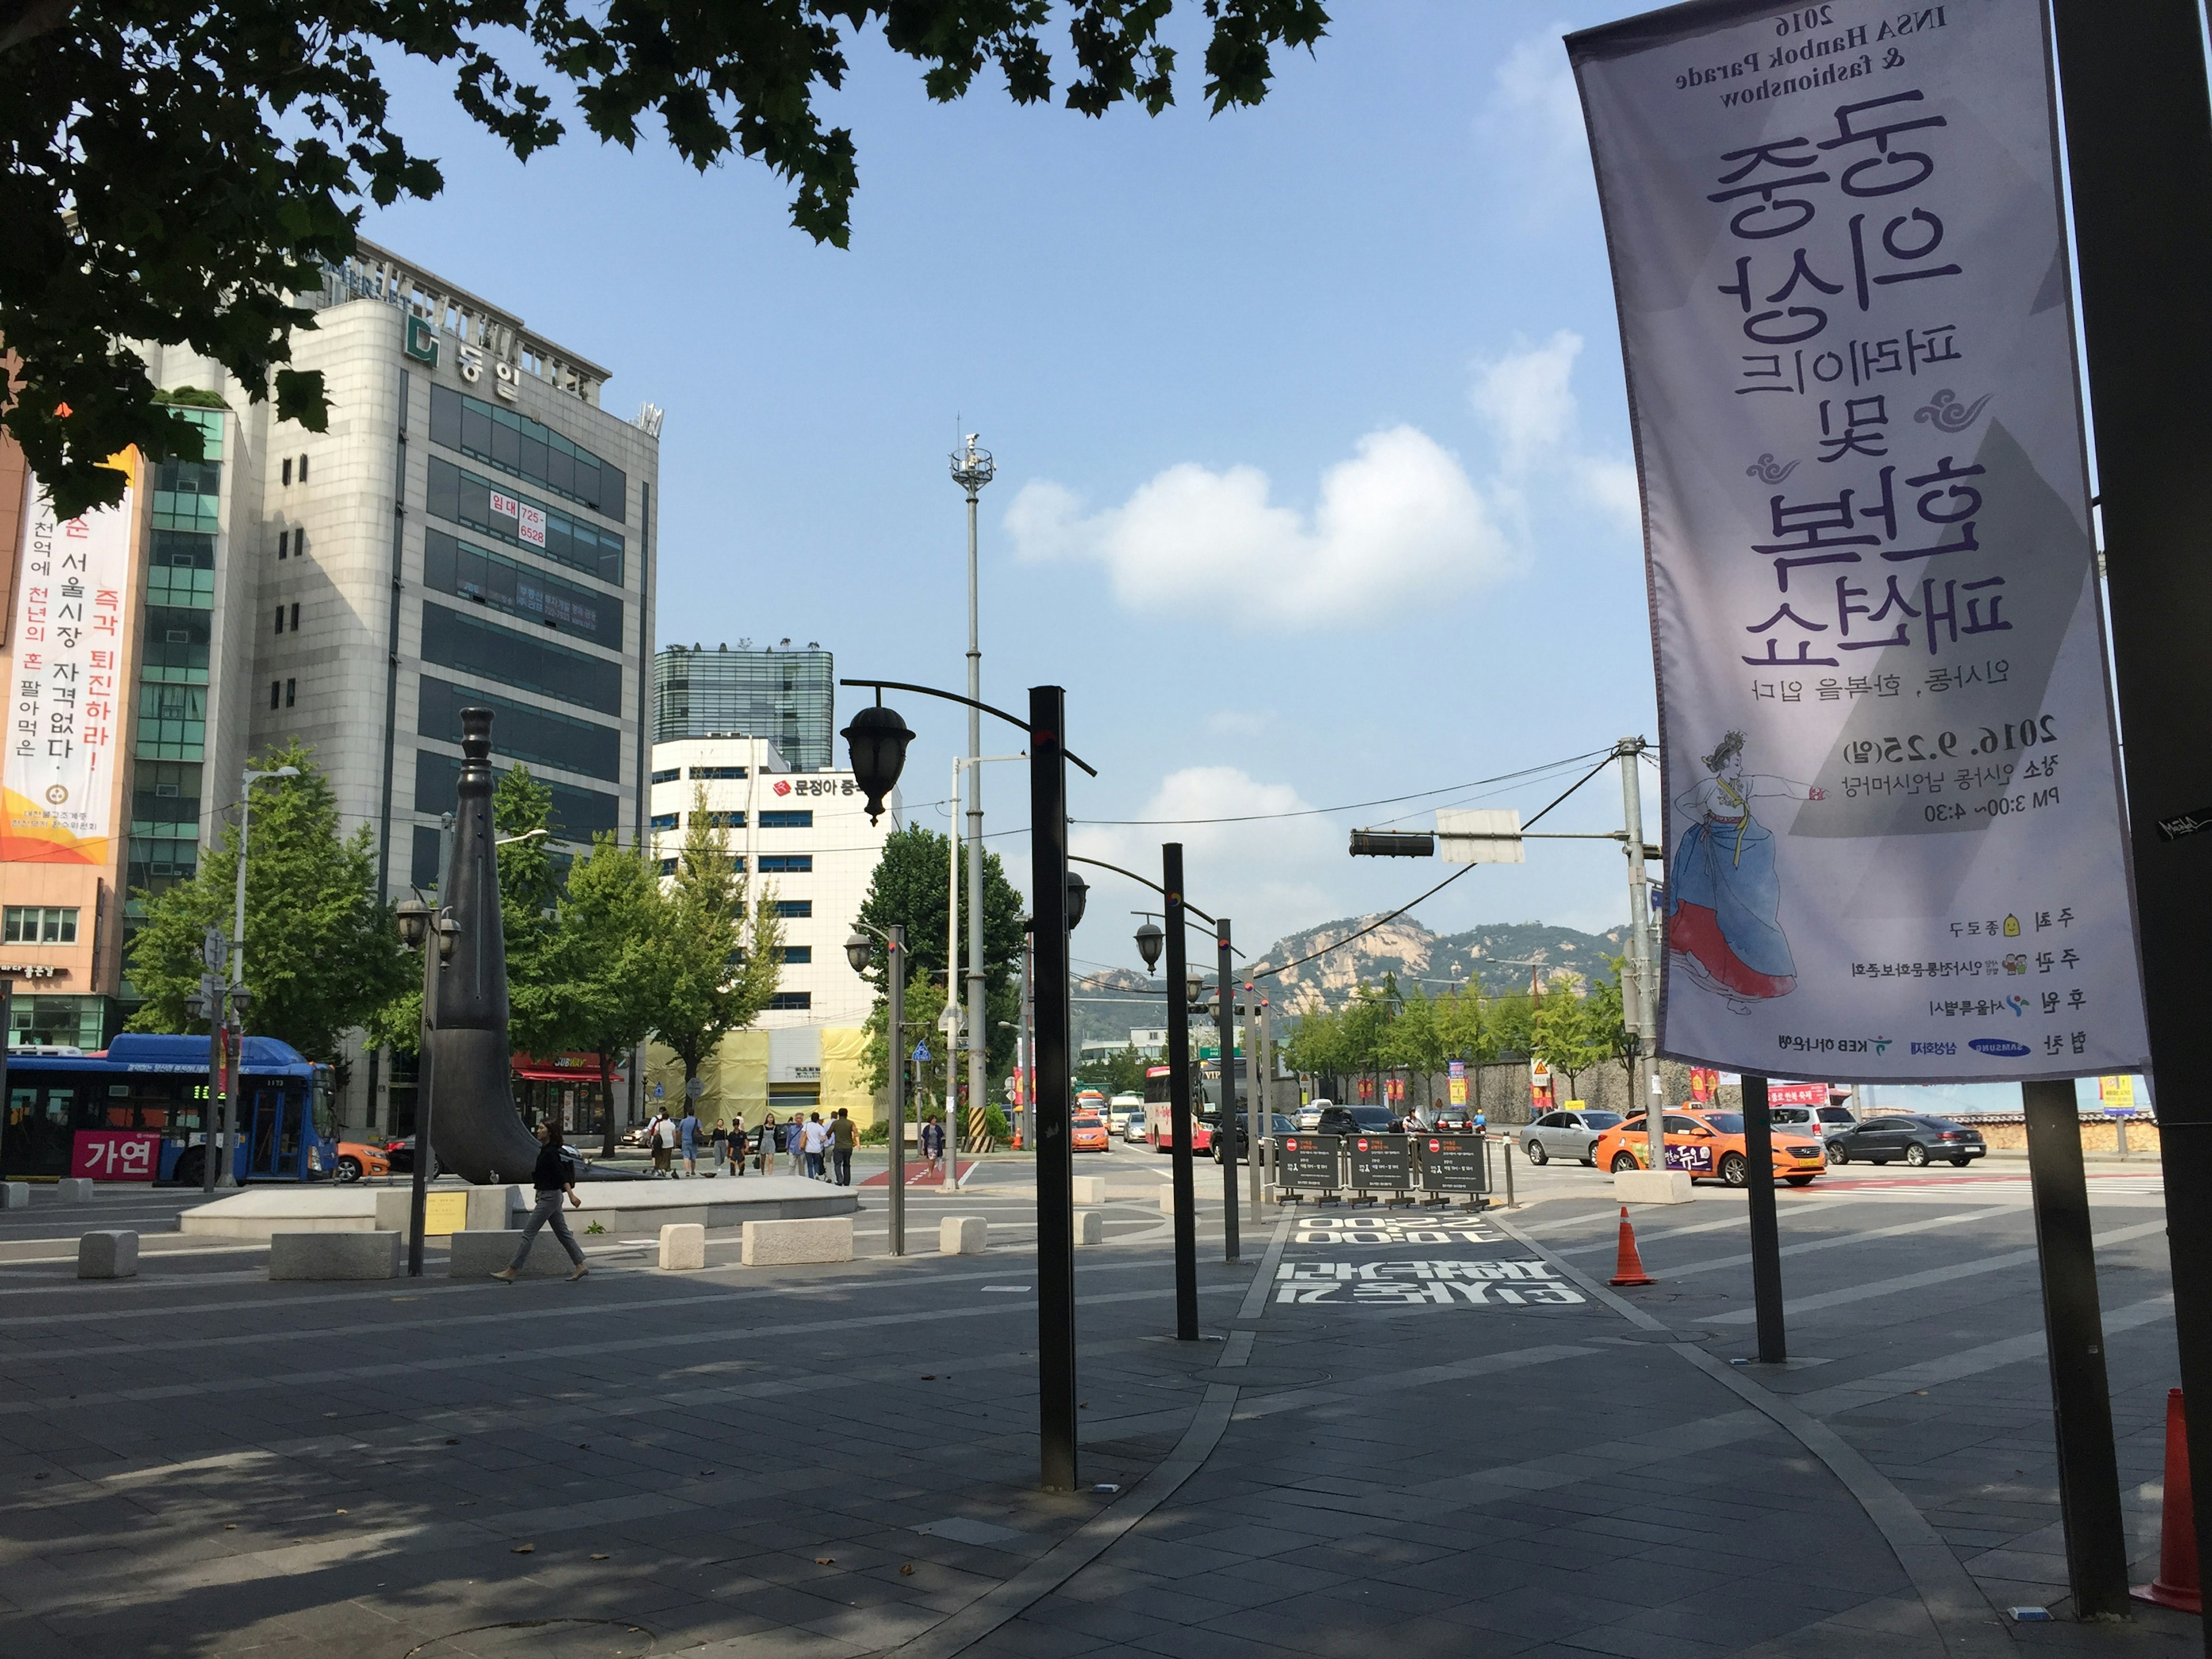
[406,1620,656,1657]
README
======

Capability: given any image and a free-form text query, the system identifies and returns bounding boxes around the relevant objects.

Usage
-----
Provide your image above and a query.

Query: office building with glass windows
[654,642,834,772]
[85,238,660,1121]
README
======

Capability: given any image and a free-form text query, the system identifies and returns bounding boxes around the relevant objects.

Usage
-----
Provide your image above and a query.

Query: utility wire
[1245,752,1619,986]
[1069,749,1610,828]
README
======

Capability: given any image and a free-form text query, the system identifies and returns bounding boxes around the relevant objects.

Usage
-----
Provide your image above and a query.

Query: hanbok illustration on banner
[1668,732,1823,1013]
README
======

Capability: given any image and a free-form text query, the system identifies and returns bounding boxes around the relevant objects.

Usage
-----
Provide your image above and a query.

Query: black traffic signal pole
[1163,843,1199,1340]
[1740,1075,1785,1365]
[1216,918,1240,1263]
[1029,685,1079,1492]
[2051,0,2212,1628]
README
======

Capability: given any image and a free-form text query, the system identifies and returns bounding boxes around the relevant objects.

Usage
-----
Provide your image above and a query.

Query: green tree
[126,741,410,1060]
[650,788,783,1095]
[853,821,1027,1088]
[1592,958,1635,1099]
[1533,974,1608,1101]
[1381,983,1445,1111]
[493,766,569,1058]
[1075,1045,1149,1097]
[555,832,664,1156]
[8,1,1327,517]
[858,958,946,1103]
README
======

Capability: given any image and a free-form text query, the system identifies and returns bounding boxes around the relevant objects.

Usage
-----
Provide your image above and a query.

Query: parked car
[1211,1112,1298,1164]
[1591,1109,1825,1187]
[1825,1115,1985,1166]
[1403,1102,1482,1133]
[332,1139,392,1183]
[1294,1099,1332,1131]
[1517,1109,1624,1167]
[1771,1102,1857,1138]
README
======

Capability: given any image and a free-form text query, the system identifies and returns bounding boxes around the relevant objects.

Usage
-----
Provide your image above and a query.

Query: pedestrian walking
[648,1108,675,1176]
[727,1119,747,1176]
[710,1120,728,1175]
[679,1107,702,1177]
[757,1113,779,1175]
[493,1120,588,1282]
[801,1112,829,1180]
[830,1108,856,1187]
[920,1114,945,1180]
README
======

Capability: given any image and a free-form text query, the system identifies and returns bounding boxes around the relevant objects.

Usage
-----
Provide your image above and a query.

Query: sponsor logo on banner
[516,503,547,548]
[1569,0,2149,1084]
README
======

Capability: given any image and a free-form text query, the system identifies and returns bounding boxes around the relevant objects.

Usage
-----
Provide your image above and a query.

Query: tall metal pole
[406,919,440,1279]
[946,757,961,1158]
[888,925,906,1256]
[1741,1074,1785,1363]
[201,926,228,1192]
[1618,739,1662,1178]
[2023,1077,2128,1616]
[1018,926,1033,1151]
[1027,685,1077,1491]
[2049,5,2212,1630]
[1216,920,1240,1262]
[1163,844,1198,1340]
[1247,988,1266,1217]
[955,437,994,1168]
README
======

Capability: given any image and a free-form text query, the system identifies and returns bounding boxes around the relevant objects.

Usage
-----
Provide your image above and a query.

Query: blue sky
[363,3,1662,963]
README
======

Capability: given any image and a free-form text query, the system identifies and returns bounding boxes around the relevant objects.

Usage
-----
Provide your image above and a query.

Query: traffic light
[1349,830,1435,858]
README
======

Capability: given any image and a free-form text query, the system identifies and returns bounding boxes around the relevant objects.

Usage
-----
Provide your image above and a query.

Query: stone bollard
[0,1182,30,1210]
[658,1223,706,1270]
[1074,1210,1105,1246]
[467,1185,523,1233]
[78,1230,138,1279]
[55,1178,94,1203]
[1158,1188,1179,1217]
[939,1215,988,1256]
[1070,1176,1108,1206]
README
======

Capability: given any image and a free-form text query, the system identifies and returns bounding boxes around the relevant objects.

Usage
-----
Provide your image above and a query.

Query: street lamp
[839,672,1094,1492]
[1064,870,1090,931]
[846,922,908,1256]
[396,893,458,1277]
[1134,919,1163,974]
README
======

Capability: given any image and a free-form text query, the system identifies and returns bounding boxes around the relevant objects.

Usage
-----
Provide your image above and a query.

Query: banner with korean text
[3,461,137,866]
[1569,1,2147,1082]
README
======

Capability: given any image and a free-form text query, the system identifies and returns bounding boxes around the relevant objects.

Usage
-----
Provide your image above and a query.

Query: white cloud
[1006,426,1513,630]
[1475,27,1597,229]
[1071,767,1342,955]
[1470,331,1642,535]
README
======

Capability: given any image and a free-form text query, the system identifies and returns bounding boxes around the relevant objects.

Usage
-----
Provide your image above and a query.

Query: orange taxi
[332,1139,392,1183]
[1072,1111,1111,1153]
[1591,1107,1825,1187]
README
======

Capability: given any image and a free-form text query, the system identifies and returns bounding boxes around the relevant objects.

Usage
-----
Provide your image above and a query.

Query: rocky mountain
[1249,916,1630,1013]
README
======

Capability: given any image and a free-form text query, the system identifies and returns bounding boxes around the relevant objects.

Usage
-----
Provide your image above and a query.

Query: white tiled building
[645,734,900,1126]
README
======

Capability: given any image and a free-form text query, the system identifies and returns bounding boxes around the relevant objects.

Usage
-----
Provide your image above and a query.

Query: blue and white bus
[2,1032,338,1184]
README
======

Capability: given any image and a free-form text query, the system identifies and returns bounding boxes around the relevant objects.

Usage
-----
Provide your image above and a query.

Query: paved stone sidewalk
[0,1161,2196,1657]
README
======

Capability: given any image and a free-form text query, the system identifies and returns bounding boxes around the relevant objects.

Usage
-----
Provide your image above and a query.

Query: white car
[1771,1103,1857,1139]
[1293,1099,1333,1131]
[1121,1109,1149,1145]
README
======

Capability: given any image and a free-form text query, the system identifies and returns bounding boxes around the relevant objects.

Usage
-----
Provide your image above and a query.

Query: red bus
[1141,1065,1217,1154]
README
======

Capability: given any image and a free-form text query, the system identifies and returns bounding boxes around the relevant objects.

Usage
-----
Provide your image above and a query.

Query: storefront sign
[1570,0,2149,1082]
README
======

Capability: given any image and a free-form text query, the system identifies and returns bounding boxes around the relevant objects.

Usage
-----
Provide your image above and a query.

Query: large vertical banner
[1569,2,2147,1082]
[3,461,137,866]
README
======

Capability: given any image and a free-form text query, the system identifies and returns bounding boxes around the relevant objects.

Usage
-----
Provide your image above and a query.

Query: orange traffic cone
[2134,1388,2202,1613]
[1609,1205,1653,1287]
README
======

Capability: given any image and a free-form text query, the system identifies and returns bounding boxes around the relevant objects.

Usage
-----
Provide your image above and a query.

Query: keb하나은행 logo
[1969,1038,2032,1059]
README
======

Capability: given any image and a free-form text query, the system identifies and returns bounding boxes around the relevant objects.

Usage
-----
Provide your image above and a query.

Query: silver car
[1518,1108,1624,1166]
[1294,1099,1332,1131]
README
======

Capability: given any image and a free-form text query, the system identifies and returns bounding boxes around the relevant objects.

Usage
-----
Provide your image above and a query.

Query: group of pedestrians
[634,1104,861,1186]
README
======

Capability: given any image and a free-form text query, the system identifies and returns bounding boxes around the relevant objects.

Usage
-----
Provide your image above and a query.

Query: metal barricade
[1277,1133,1344,1203]
[1416,1132,1488,1209]
[1345,1134,1416,1204]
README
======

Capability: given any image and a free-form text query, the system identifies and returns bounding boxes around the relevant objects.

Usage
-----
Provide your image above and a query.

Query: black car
[1825,1114,1985,1167]
[1211,1112,1299,1164]
[1316,1105,1397,1139]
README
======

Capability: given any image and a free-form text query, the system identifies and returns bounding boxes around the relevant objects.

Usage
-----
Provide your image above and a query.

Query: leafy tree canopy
[1075,1044,1149,1097]
[9,0,1327,517]
[126,741,411,1060]
[652,786,783,1086]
